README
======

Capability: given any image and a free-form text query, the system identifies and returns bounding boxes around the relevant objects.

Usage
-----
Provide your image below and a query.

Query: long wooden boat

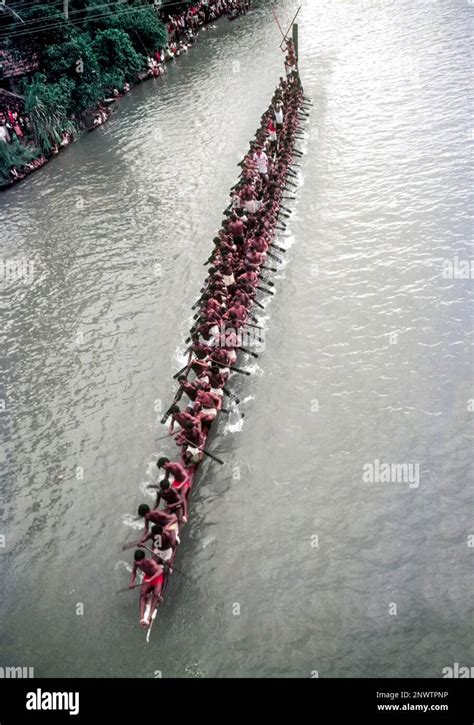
[131,64,310,639]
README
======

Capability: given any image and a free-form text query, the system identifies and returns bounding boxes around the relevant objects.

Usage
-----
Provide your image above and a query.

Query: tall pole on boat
[292,23,299,63]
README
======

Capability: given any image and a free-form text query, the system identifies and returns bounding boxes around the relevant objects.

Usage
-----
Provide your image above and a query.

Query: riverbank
[0,0,251,192]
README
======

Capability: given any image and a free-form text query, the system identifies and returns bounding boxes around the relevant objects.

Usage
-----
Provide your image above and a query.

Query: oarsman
[225,299,248,322]
[157,456,189,486]
[177,375,203,412]
[221,261,236,292]
[228,213,246,249]
[195,388,221,427]
[138,503,179,547]
[146,524,174,563]
[208,363,227,397]
[210,346,234,375]
[223,308,245,332]
[237,263,260,289]
[154,479,188,524]
[190,358,210,381]
[188,333,213,361]
[246,245,265,266]
[129,550,165,628]
[175,419,204,465]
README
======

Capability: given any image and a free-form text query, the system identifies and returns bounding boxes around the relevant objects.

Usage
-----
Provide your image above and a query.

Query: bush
[43,35,104,113]
[114,7,167,56]
[24,74,77,153]
[92,28,143,83]
[0,138,41,186]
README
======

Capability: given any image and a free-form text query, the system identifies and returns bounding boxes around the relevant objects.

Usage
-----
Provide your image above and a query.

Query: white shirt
[253,152,269,174]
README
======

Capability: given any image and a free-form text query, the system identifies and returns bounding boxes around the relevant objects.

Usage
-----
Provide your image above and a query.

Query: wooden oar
[161,385,184,424]
[117,582,142,593]
[173,364,189,380]
[223,387,239,403]
[157,430,178,442]
[122,540,142,552]
[267,251,283,262]
[257,285,274,296]
[239,347,259,359]
[270,243,287,253]
[230,365,251,376]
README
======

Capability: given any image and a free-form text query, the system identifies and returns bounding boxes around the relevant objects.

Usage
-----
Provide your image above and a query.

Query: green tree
[43,35,104,112]
[114,7,167,56]
[92,27,143,84]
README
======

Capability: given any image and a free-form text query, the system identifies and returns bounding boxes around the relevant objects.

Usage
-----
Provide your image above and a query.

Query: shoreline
[0,5,250,193]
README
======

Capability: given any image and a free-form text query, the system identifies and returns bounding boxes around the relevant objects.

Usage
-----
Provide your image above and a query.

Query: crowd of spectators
[0,107,28,144]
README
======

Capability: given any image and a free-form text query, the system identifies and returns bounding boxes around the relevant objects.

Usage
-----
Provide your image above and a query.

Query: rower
[208,363,227,396]
[175,419,204,465]
[168,405,201,437]
[177,376,201,412]
[157,456,189,489]
[228,213,246,250]
[195,388,221,428]
[129,550,165,628]
[211,345,236,372]
[154,479,188,525]
[138,504,179,548]
[146,524,174,563]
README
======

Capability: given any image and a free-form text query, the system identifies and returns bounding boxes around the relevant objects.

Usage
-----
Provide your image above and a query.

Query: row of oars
[157,95,311,466]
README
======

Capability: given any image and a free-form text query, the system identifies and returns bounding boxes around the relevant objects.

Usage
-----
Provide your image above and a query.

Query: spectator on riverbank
[0,108,28,143]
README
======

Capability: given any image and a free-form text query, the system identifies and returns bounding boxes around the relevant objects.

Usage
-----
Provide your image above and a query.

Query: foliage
[92,28,143,83]
[0,138,41,185]
[4,1,168,170]
[114,7,168,55]
[43,35,103,112]
[23,74,77,153]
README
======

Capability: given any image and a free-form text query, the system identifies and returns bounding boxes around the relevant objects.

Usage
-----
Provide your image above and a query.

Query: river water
[0,0,472,678]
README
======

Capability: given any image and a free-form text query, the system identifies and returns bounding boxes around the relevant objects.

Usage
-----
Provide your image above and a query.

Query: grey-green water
[0,0,472,678]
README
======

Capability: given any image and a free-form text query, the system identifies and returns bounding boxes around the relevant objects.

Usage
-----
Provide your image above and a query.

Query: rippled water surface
[0,0,472,678]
